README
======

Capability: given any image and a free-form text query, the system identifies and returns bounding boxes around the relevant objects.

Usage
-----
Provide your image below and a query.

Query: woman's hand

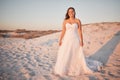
[80,41,84,47]
[59,40,62,46]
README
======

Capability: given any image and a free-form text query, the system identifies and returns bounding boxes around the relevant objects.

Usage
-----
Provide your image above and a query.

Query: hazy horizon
[0,0,120,30]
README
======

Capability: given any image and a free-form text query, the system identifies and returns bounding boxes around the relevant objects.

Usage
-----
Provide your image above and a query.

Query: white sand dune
[0,22,120,80]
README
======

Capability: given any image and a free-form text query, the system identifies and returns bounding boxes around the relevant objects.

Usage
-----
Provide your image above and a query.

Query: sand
[0,22,120,80]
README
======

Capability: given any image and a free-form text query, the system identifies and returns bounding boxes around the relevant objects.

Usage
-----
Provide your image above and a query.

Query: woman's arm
[59,20,66,46]
[77,19,84,46]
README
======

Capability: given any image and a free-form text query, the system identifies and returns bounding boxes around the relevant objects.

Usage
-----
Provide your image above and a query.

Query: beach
[0,22,120,80]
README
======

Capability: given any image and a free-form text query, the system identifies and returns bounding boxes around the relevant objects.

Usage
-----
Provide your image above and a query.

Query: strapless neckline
[66,22,77,25]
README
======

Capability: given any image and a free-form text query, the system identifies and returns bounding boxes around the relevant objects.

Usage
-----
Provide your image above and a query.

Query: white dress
[54,23,102,76]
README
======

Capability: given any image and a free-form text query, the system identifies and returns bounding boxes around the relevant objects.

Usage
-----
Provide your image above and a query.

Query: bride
[54,7,102,76]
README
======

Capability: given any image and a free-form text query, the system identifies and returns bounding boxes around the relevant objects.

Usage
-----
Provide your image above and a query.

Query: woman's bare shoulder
[75,18,81,23]
[63,19,68,25]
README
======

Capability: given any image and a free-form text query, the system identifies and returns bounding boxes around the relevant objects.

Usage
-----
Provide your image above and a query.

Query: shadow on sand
[89,31,120,65]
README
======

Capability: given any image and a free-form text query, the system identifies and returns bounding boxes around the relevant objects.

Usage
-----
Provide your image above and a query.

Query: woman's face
[68,9,75,18]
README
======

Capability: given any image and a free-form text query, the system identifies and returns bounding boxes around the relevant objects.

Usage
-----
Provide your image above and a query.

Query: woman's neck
[69,17,75,20]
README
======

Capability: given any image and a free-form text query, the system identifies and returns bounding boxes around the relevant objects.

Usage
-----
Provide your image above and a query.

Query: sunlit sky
[0,0,120,30]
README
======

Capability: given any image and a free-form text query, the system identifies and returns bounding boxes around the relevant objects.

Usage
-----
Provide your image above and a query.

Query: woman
[54,7,102,76]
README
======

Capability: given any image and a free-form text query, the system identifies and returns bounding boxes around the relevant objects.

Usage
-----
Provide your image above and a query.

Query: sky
[0,0,120,30]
